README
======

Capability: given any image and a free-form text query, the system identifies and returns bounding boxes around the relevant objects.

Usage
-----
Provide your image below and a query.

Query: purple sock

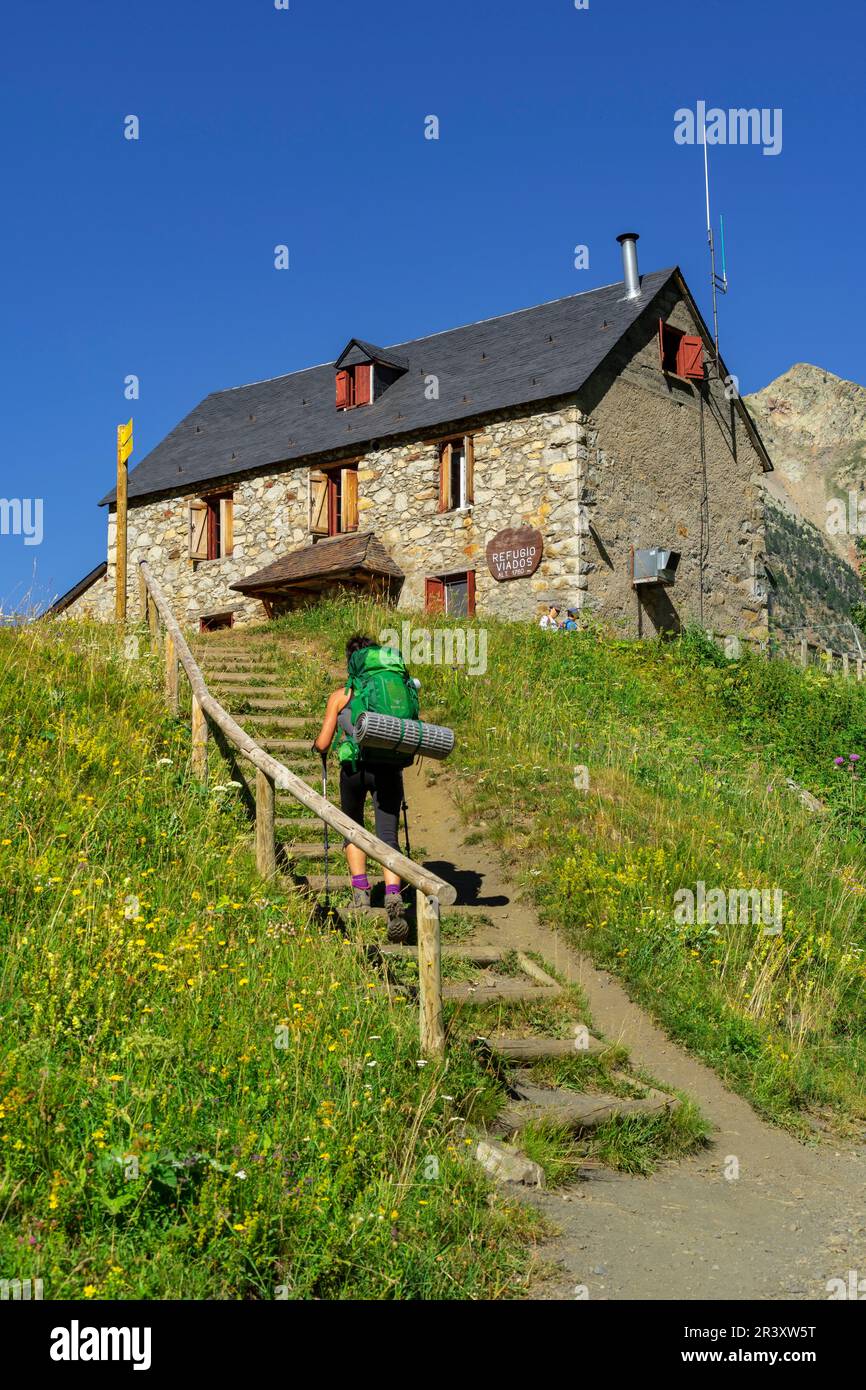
[385,884,402,897]
[351,874,370,891]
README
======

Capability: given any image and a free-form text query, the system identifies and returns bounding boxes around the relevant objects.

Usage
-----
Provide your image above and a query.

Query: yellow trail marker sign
[117,418,134,464]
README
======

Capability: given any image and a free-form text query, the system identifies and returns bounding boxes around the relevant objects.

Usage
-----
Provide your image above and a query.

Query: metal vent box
[632,547,681,586]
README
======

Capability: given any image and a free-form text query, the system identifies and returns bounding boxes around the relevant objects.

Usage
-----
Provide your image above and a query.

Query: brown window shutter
[425,577,445,613]
[438,443,451,512]
[466,569,476,618]
[677,335,705,380]
[189,500,208,560]
[219,496,234,557]
[310,471,329,534]
[335,370,352,409]
[354,364,372,405]
[658,318,666,370]
[464,435,475,504]
[341,468,359,532]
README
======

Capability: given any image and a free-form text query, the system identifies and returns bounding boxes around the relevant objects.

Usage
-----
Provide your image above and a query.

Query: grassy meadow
[276,598,866,1135]
[0,621,537,1300]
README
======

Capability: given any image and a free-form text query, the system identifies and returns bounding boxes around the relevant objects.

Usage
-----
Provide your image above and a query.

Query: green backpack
[337,645,420,770]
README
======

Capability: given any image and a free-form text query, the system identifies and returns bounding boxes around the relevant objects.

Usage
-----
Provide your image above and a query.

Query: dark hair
[567,609,577,619]
[346,634,377,661]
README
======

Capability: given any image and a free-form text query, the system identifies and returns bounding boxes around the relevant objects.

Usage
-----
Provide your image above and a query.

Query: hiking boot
[352,886,372,911]
[385,894,410,944]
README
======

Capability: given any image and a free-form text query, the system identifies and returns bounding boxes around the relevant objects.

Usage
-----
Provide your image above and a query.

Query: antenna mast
[702,114,728,368]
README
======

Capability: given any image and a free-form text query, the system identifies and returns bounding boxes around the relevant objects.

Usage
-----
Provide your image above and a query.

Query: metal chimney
[616,232,641,299]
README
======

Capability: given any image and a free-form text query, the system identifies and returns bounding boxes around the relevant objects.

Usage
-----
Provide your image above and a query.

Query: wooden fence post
[191,694,209,782]
[164,633,179,715]
[800,638,808,667]
[843,653,850,681]
[416,892,445,1060]
[858,658,864,683]
[255,769,276,878]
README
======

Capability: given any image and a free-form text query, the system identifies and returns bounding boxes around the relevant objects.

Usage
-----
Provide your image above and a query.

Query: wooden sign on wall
[486,527,544,582]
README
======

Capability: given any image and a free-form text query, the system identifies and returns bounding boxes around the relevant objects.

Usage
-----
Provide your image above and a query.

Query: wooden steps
[443,980,561,1004]
[260,739,312,754]
[239,696,294,710]
[243,716,312,730]
[498,1073,679,1135]
[480,1033,609,1060]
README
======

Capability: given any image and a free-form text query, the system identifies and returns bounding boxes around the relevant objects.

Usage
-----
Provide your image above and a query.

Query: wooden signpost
[115,419,133,622]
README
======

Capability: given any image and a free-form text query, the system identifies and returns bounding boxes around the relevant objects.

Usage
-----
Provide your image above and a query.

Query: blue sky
[1,0,862,610]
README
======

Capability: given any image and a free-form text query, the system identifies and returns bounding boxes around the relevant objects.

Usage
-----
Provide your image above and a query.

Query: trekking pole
[401,797,412,859]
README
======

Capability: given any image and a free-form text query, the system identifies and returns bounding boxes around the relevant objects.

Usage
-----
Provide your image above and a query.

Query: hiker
[312,635,417,943]
[562,609,578,632]
[539,605,560,630]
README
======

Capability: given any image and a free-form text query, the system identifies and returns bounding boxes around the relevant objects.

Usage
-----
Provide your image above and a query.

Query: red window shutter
[425,578,445,614]
[677,335,705,379]
[438,443,451,512]
[335,370,352,409]
[466,569,476,618]
[354,363,372,405]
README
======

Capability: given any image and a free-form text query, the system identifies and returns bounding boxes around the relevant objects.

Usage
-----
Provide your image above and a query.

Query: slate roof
[43,561,108,616]
[231,531,404,594]
[101,269,679,506]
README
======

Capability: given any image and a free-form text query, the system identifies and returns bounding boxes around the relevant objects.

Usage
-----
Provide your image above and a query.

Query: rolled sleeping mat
[355,710,455,761]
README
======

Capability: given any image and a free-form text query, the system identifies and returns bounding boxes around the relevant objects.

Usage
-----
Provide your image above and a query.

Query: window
[425,570,476,618]
[335,364,372,409]
[438,436,475,512]
[309,462,359,536]
[200,612,233,633]
[658,320,705,380]
[189,492,233,560]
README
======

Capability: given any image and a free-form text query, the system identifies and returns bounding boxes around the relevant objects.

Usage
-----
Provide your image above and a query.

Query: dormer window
[334,339,409,410]
[335,364,372,410]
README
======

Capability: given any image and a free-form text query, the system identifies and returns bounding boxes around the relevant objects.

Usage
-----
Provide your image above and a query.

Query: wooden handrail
[138,561,449,1059]
[139,563,456,905]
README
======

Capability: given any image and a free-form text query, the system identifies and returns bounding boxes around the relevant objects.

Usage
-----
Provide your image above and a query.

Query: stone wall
[65,401,588,626]
[65,469,309,627]
[359,399,586,620]
[575,287,769,639]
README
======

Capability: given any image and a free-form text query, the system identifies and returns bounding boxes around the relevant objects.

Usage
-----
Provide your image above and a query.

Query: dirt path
[406,763,866,1301]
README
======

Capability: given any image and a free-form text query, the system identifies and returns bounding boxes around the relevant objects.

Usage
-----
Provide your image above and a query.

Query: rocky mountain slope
[745,364,866,650]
